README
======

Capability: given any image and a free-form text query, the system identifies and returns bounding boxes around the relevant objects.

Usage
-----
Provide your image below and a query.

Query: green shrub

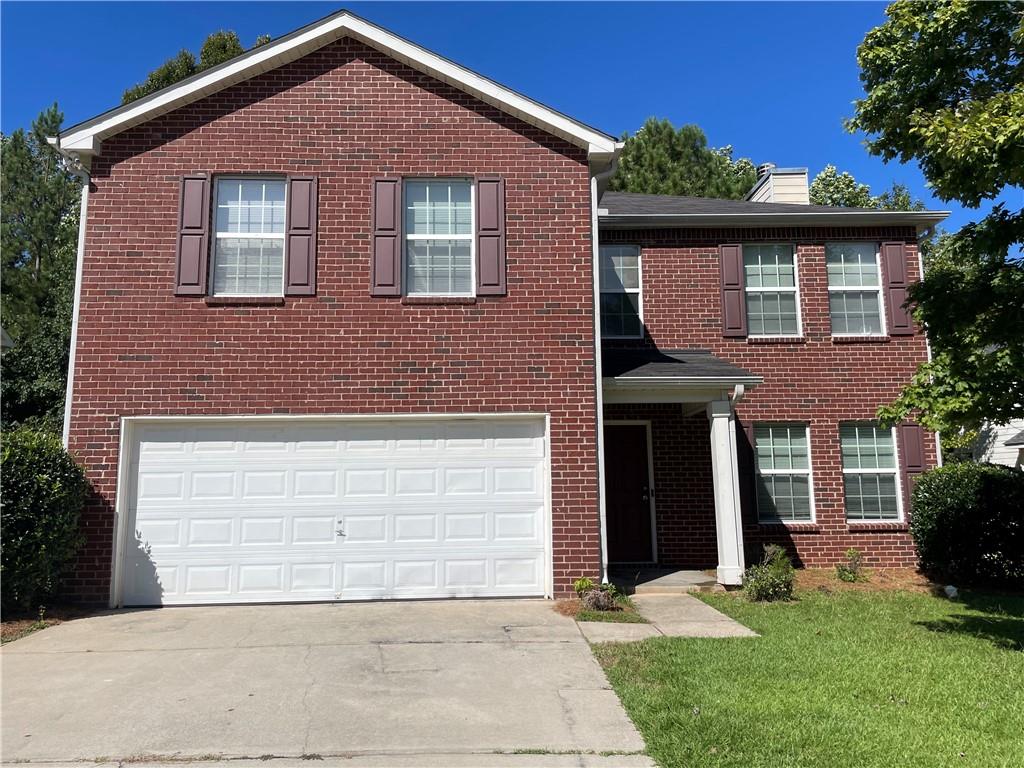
[743,544,795,602]
[835,548,864,583]
[1,427,88,611]
[910,462,1024,588]
[573,577,595,597]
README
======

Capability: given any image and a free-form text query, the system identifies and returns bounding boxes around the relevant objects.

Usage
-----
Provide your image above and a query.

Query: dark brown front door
[605,423,654,562]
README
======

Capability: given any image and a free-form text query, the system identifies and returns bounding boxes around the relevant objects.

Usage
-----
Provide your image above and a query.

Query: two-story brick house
[52,9,947,606]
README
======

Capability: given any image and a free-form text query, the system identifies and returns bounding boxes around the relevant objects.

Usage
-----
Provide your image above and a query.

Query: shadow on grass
[915,590,1024,652]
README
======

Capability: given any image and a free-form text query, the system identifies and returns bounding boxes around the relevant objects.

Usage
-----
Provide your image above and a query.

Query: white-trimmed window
[840,424,902,521]
[404,179,474,296]
[600,244,643,338]
[827,243,885,335]
[212,178,286,296]
[754,424,814,523]
[743,244,801,336]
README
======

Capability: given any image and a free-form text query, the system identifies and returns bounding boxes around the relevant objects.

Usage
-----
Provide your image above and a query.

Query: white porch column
[707,400,745,585]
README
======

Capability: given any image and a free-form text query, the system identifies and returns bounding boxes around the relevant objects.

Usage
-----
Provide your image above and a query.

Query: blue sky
[1,1,1015,232]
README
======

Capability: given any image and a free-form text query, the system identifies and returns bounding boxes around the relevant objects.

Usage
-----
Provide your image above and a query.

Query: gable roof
[602,348,761,386]
[599,191,949,232]
[55,8,620,159]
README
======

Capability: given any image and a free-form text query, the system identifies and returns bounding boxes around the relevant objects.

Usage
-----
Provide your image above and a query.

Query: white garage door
[120,417,549,605]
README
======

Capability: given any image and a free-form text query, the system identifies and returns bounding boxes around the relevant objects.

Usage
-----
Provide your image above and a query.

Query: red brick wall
[600,227,937,568]
[68,39,601,602]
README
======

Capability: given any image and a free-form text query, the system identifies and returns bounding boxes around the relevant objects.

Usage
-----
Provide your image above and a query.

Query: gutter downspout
[590,152,619,585]
[48,138,90,448]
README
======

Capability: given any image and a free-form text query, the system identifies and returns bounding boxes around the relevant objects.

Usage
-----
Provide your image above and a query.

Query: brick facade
[600,227,936,568]
[68,39,600,602]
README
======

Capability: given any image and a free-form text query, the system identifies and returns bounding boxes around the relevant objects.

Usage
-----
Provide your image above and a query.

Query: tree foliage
[610,118,757,199]
[809,165,925,211]
[851,1,1024,431]
[1,104,81,430]
[122,29,270,104]
[848,1,1023,207]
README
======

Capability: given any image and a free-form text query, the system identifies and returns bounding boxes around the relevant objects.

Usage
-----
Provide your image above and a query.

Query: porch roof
[602,348,762,388]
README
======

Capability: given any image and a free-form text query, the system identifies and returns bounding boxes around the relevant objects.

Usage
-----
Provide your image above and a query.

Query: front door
[604,423,654,563]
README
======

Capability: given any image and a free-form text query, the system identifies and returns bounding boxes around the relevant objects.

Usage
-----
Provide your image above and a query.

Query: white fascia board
[604,375,763,389]
[57,11,617,157]
[600,211,950,232]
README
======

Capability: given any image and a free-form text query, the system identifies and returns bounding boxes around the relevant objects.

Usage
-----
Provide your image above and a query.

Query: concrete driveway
[1,600,651,767]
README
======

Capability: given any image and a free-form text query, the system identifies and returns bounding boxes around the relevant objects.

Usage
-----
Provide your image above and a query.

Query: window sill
[847,521,909,532]
[204,296,286,307]
[401,296,477,306]
[832,335,890,344]
[747,336,806,345]
[758,521,820,533]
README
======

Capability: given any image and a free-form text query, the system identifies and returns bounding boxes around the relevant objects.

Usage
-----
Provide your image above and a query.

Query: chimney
[745,165,810,205]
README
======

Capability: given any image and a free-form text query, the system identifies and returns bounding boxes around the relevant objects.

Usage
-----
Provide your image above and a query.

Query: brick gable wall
[68,38,600,602]
[600,227,936,568]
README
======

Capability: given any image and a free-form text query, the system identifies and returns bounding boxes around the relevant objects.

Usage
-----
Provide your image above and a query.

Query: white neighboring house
[974,420,1024,468]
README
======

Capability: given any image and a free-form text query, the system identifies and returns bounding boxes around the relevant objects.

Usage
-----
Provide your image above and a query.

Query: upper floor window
[826,243,884,336]
[212,178,286,296]
[404,179,474,296]
[754,423,814,523]
[839,423,901,521]
[599,245,643,338]
[743,244,800,337]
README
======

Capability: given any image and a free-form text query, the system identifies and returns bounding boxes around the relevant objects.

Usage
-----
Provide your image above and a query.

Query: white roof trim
[600,210,950,232]
[58,9,618,157]
[604,375,763,388]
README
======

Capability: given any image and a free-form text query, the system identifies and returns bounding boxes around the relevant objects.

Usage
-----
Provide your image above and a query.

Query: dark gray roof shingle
[1005,429,1024,447]
[603,348,760,381]
[600,191,875,217]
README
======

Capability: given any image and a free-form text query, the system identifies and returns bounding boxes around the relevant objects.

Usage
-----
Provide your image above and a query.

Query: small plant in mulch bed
[835,548,865,583]
[742,544,795,602]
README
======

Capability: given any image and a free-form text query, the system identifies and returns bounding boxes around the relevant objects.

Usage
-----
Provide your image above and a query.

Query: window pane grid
[754,424,812,522]
[600,245,642,338]
[840,424,900,520]
[827,243,884,335]
[212,179,285,296]
[404,180,474,296]
[743,245,800,336]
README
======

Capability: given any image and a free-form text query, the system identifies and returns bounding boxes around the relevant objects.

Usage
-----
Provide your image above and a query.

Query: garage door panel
[123,417,548,605]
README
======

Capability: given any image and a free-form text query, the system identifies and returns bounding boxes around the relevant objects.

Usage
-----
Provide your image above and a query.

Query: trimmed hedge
[910,462,1024,588]
[1,428,88,611]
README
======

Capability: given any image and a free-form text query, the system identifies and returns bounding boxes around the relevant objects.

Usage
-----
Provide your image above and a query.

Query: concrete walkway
[577,593,757,642]
[2,600,652,767]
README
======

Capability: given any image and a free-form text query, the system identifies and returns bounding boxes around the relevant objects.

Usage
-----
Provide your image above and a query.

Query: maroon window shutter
[476,177,506,296]
[285,176,318,296]
[720,244,747,336]
[882,241,914,335]
[370,178,402,297]
[899,422,926,513]
[175,174,210,295]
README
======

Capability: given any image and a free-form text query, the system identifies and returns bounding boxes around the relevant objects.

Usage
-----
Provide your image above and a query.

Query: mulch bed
[795,567,935,594]
[1,605,95,644]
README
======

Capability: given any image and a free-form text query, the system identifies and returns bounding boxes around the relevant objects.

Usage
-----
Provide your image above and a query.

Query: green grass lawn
[594,588,1024,768]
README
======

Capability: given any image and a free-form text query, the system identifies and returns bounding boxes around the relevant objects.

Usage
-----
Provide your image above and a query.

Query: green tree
[809,165,875,208]
[849,0,1024,431]
[1,105,81,430]
[122,30,270,104]
[610,118,757,199]
[121,49,197,104]
[810,165,926,211]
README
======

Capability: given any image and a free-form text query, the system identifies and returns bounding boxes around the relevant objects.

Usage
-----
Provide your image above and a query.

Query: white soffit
[57,9,619,157]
